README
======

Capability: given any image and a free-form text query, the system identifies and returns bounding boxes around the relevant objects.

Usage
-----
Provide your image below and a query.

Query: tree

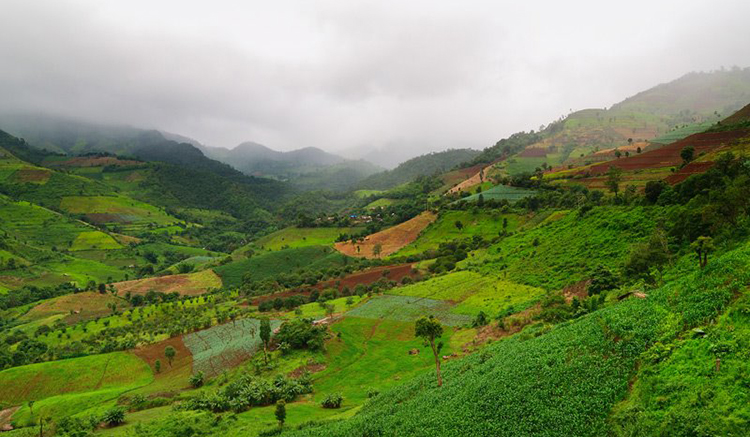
[691,236,714,269]
[644,180,667,204]
[415,316,444,387]
[454,220,464,231]
[372,244,382,258]
[155,359,161,373]
[189,370,204,388]
[260,318,271,364]
[101,407,125,427]
[606,166,623,197]
[275,400,286,427]
[164,346,176,367]
[680,146,695,165]
[614,149,622,159]
[477,193,485,207]
[636,146,642,154]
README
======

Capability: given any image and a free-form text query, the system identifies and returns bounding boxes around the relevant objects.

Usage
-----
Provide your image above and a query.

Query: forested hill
[356,148,481,190]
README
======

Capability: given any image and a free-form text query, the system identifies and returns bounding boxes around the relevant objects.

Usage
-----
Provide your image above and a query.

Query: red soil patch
[441,164,485,188]
[448,162,496,194]
[582,130,748,177]
[721,103,750,125]
[132,335,193,385]
[664,161,716,185]
[562,280,590,303]
[113,270,221,297]
[53,156,142,167]
[517,147,547,158]
[592,141,649,157]
[0,406,19,431]
[288,362,326,378]
[251,264,419,305]
[335,212,437,258]
[13,168,50,183]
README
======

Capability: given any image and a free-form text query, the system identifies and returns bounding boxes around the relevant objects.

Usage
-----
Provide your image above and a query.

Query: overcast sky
[1,0,749,157]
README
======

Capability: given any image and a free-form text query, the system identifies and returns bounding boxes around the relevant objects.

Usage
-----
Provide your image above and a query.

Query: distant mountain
[356,148,481,190]
[201,141,382,191]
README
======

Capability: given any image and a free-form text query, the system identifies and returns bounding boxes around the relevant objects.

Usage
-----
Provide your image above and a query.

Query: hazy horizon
[1,0,749,158]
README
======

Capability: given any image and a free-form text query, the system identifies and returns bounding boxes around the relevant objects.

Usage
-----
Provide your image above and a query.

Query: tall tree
[691,236,714,269]
[164,345,176,367]
[275,400,286,428]
[415,316,444,387]
[606,166,623,197]
[260,318,271,364]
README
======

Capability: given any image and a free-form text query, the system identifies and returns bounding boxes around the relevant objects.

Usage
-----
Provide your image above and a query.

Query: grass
[69,231,122,251]
[251,227,358,251]
[312,316,461,404]
[0,352,153,415]
[395,211,524,257]
[471,206,662,290]
[216,246,351,289]
[58,195,180,232]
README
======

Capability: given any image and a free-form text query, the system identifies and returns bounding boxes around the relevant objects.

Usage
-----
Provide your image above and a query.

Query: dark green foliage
[587,265,618,296]
[275,399,287,426]
[274,319,327,350]
[101,407,126,427]
[189,371,205,388]
[182,374,312,413]
[321,392,343,409]
[644,180,667,204]
[357,149,480,190]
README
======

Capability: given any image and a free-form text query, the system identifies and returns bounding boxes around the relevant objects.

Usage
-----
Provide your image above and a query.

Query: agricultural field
[20,291,122,325]
[183,318,283,377]
[58,195,181,234]
[387,270,544,317]
[334,211,437,258]
[395,210,523,257]
[216,245,351,289]
[1,256,126,290]
[458,184,537,203]
[0,352,152,424]
[250,226,358,251]
[112,269,222,296]
[345,294,471,326]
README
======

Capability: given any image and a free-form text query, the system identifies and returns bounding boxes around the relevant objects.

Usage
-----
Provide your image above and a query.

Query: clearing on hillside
[21,291,123,325]
[458,185,537,203]
[113,269,222,297]
[250,226,358,251]
[334,212,437,258]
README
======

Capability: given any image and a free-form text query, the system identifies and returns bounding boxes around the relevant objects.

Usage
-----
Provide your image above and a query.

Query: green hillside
[357,149,481,190]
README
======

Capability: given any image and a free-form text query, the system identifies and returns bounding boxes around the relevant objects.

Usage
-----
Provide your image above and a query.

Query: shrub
[190,371,205,388]
[101,407,126,427]
[321,392,343,409]
[275,319,327,350]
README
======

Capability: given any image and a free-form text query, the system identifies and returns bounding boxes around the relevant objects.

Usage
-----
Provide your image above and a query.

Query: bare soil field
[113,270,222,297]
[334,212,436,258]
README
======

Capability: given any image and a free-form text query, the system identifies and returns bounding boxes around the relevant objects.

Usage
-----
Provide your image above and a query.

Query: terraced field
[59,195,181,233]
[458,185,537,203]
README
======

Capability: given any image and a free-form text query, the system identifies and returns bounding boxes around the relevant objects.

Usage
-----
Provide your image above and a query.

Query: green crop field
[346,295,471,326]
[215,245,352,289]
[252,227,358,251]
[0,352,152,422]
[58,195,180,232]
[69,230,122,251]
[395,211,524,257]
[387,271,545,317]
[458,184,538,203]
[182,318,283,377]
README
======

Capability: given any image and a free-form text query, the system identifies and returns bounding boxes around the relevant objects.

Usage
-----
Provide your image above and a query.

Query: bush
[101,407,126,427]
[275,319,327,350]
[190,370,205,388]
[321,392,343,409]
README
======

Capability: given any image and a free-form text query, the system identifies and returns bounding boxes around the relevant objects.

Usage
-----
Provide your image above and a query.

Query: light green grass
[252,227,358,251]
[69,231,122,251]
[396,211,523,257]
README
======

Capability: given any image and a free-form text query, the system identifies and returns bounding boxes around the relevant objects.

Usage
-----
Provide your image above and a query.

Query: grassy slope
[285,240,750,437]
[251,227,358,251]
[471,207,660,290]
[395,211,523,257]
